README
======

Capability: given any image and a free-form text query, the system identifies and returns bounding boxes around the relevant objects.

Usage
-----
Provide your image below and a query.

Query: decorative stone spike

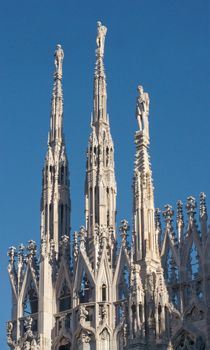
[163,204,174,228]
[59,235,70,260]
[119,219,130,247]
[176,201,184,228]
[73,231,78,261]
[200,192,207,220]
[79,226,87,251]
[155,208,161,232]
[27,240,37,260]
[8,246,16,264]
[186,196,196,219]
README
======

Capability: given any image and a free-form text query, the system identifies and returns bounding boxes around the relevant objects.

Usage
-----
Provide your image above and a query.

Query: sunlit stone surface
[7,22,209,350]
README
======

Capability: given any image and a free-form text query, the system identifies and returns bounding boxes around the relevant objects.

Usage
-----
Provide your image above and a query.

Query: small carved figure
[96,21,107,57]
[101,304,108,323]
[79,305,88,324]
[54,44,64,76]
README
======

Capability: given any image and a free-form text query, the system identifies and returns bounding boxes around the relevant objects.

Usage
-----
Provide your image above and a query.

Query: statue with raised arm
[136,85,150,135]
[54,44,64,77]
[96,21,107,58]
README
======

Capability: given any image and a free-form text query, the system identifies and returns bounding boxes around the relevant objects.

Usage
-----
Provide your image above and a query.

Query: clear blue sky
[0,0,209,348]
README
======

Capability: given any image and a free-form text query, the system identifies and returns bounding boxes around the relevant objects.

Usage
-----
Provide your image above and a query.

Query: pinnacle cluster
[7,22,209,350]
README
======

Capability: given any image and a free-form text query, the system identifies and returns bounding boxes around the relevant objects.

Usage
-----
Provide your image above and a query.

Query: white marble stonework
[7,22,209,350]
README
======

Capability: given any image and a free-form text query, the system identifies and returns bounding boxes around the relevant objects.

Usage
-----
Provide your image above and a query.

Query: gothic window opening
[106,147,109,166]
[187,242,200,280]
[95,187,99,224]
[118,265,129,300]
[158,303,162,334]
[50,165,54,182]
[23,282,38,315]
[59,203,64,237]
[131,304,137,338]
[49,203,54,239]
[102,284,107,301]
[59,280,71,312]
[139,303,143,323]
[45,203,48,231]
[59,164,65,184]
[79,271,92,303]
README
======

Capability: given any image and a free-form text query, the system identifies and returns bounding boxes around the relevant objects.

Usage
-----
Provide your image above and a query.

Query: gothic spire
[93,21,108,125]
[49,44,64,147]
[41,44,70,253]
[133,85,158,261]
[84,22,117,267]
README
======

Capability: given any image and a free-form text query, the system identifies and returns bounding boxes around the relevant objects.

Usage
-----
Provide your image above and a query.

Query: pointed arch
[79,270,92,303]
[19,264,39,317]
[73,251,95,296]
[97,248,112,302]
[113,246,130,300]
[164,247,179,284]
[118,265,129,300]
[23,279,38,315]
[99,327,110,350]
[186,241,201,281]
[58,280,71,312]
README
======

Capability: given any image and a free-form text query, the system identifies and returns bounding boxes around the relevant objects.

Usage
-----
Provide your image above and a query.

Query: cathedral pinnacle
[136,85,150,138]
[93,21,108,124]
[54,44,64,78]
[49,44,64,146]
[96,21,107,59]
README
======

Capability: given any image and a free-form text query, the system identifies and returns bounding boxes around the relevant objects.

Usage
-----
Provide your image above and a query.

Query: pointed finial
[79,226,87,251]
[8,246,16,264]
[155,208,161,232]
[177,200,184,228]
[200,192,207,220]
[186,196,196,219]
[54,44,64,78]
[163,204,174,228]
[96,21,107,58]
[119,219,130,247]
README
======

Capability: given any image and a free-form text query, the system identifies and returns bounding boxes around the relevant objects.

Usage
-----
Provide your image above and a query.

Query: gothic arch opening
[79,271,93,303]
[102,283,107,301]
[58,279,71,312]
[23,281,38,315]
[186,242,201,281]
[118,265,129,300]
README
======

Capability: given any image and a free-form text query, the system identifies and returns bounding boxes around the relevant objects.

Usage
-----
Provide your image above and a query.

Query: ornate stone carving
[96,21,107,58]
[78,305,88,325]
[119,219,130,247]
[136,85,150,133]
[54,44,64,77]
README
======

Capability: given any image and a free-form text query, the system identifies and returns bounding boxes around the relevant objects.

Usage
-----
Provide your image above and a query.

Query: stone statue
[54,44,64,76]
[96,21,107,57]
[136,85,150,133]
[79,305,88,324]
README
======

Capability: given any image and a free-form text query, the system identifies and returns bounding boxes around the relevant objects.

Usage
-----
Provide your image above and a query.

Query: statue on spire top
[96,21,107,58]
[54,44,64,77]
[136,85,150,135]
